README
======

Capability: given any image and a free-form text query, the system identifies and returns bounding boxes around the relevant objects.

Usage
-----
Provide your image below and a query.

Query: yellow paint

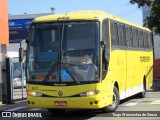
[27,10,153,110]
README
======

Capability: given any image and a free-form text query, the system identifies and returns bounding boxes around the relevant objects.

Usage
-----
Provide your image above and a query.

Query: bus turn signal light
[27,91,42,97]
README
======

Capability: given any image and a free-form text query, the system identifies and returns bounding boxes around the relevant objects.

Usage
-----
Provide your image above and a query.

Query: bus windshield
[28,21,100,84]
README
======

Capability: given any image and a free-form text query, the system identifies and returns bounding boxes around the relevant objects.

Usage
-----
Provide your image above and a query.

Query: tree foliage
[130,0,160,35]
[147,1,160,34]
[130,0,152,7]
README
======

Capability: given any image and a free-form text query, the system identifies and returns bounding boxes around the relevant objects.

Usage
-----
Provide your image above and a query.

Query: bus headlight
[79,90,100,97]
[27,91,42,97]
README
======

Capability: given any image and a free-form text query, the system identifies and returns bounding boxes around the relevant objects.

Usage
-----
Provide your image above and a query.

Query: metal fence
[8,57,26,102]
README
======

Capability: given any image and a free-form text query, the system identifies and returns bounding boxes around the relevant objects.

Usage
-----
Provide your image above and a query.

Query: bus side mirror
[100,41,106,48]
[19,39,27,62]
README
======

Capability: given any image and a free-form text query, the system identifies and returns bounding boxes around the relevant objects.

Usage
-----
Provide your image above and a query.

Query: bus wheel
[47,109,66,114]
[102,86,119,112]
[138,81,146,98]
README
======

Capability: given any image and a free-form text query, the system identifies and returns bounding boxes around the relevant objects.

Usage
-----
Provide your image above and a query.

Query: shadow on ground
[151,78,160,91]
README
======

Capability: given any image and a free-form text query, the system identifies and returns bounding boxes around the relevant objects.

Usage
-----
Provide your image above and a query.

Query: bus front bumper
[27,95,109,109]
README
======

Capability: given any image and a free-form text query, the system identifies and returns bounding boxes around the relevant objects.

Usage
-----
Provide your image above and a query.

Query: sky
[8,0,143,25]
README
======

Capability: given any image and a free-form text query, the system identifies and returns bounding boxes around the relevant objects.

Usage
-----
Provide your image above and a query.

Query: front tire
[138,80,146,98]
[102,86,119,112]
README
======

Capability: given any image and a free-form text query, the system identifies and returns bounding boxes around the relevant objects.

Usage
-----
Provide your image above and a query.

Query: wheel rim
[111,92,117,107]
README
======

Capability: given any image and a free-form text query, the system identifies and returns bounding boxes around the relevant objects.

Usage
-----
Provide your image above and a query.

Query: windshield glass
[28,21,100,84]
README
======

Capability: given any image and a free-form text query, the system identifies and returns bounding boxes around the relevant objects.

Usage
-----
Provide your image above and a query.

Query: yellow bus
[25,10,153,113]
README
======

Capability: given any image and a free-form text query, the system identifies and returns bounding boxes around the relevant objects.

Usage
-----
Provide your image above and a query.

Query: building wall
[153,35,160,78]
[154,35,160,59]
[0,0,8,102]
[0,0,9,46]
[8,13,51,43]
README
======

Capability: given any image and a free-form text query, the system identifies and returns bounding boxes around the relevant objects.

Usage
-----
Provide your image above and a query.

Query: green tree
[130,0,160,35]
[130,0,152,7]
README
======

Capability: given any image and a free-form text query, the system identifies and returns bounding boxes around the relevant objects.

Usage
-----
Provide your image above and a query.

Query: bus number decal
[140,56,150,62]
[34,75,56,80]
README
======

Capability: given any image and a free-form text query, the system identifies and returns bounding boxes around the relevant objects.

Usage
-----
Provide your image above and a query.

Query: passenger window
[139,31,144,48]
[127,27,133,47]
[133,29,138,48]
[118,24,125,46]
[111,22,119,46]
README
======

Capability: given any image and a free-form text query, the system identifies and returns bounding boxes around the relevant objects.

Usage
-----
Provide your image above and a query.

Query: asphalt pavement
[0,78,159,109]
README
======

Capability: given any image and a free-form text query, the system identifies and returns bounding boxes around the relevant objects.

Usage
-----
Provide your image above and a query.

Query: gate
[8,57,26,102]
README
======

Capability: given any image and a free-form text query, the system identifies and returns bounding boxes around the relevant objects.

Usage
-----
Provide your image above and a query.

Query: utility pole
[1,44,7,104]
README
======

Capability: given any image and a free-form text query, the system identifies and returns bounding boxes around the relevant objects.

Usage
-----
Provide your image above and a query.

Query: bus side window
[139,31,144,48]
[126,26,130,47]
[146,32,150,49]
[102,19,110,80]
[122,25,126,47]
[148,32,153,49]
[118,24,125,47]
[111,22,119,46]
[133,29,139,48]
[127,27,133,48]
[143,31,149,49]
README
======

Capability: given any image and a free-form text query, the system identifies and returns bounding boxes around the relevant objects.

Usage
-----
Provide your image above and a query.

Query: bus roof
[33,10,151,32]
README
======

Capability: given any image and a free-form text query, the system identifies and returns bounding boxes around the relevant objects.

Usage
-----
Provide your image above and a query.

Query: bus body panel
[108,49,127,99]
[108,49,153,100]
[27,83,112,109]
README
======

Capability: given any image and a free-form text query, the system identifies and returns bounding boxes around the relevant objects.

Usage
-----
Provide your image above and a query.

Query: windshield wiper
[62,63,80,84]
[43,60,59,82]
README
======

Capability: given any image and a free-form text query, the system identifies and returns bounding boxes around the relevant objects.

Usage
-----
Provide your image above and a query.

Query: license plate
[54,101,67,106]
